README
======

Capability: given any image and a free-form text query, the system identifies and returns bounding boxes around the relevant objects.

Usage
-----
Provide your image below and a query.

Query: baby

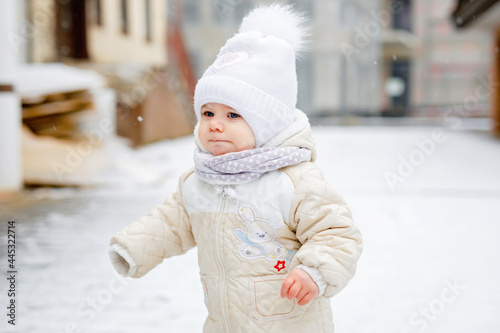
[109,4,362,332]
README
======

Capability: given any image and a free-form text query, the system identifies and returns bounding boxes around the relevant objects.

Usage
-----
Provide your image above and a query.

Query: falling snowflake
[137,116,143,122]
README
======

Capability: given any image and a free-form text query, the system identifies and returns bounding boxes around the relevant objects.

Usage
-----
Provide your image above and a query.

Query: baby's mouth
[210,139,230,143]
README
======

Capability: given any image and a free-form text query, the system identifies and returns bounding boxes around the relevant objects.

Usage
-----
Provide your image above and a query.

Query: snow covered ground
[1,125,500,332]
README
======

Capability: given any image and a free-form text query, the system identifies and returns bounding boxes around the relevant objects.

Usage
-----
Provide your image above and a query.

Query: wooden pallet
[22,90,95,140]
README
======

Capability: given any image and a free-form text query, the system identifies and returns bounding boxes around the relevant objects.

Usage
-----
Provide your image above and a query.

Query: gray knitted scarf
[194,146,311,185]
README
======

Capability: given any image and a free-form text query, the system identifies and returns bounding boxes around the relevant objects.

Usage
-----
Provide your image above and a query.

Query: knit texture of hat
[194,4,308,147]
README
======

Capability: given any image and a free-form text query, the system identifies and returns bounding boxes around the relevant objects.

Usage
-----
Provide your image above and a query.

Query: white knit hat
[194,4,308,147]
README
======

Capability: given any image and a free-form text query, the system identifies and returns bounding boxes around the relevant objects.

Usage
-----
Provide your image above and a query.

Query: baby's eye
[228,112,240,119]
[203,111,214,117]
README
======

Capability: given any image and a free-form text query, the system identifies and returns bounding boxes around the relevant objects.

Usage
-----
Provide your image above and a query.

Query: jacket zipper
[215,192,230,333]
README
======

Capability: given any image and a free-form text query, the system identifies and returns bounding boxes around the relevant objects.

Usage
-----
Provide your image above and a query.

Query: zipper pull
[223,186,236,199]
[215,185,236,199]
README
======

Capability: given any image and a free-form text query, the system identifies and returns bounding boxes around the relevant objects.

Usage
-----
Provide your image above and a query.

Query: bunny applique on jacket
[235,206,286,261]
[109,114,363,333]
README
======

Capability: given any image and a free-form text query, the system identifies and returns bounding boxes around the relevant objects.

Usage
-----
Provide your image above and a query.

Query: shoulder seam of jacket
[279,161,315,188]
[279,167,297,188]
[178,168,195,203]
[181,168,195,183]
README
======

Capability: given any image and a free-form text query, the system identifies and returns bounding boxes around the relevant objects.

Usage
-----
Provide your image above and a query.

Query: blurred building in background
[19,0,194,149]
[1,0,498,193]
[17,0,497,123]
[25,0,167,65]
[175,0,381,117]
[176,0,493,119]
[0,0,23,193]
[0,0,196,190]
[412,0,492,118]
[451,0,500,135]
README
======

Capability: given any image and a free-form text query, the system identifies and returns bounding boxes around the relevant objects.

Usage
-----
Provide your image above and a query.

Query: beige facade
[26,0,167,66]
[28,0,58,63]
[87,0,167,65]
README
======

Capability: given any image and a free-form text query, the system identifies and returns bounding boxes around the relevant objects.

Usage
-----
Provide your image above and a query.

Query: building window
[96,0,102,25]
[392,0,412,32]
[145,0,152,41]
[386,60,411,116]
[86,0,102,26]
[121,0,129,34]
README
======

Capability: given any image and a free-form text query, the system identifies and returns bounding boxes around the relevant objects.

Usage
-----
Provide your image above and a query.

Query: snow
[16,63,105,99]
[315,126,500,333]
[1,125,500,332]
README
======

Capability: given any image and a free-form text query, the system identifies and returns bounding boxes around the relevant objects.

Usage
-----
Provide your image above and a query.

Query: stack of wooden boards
[17,63,106,186]
[17,63,195,187]
[22,89,95,139]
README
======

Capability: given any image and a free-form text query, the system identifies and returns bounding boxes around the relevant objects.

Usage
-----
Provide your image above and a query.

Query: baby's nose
[209,118,224,132]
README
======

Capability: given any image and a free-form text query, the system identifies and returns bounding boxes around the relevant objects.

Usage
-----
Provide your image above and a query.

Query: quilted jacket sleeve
[110,172,195,278]
[287,163,363,298]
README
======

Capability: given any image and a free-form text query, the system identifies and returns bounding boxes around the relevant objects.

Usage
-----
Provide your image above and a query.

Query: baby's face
[198,103,256,156]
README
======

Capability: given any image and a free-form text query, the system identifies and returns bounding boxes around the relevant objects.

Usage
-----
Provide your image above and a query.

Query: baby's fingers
[280,275,295,299]
[287,280,302,300]
[297,291,315,306]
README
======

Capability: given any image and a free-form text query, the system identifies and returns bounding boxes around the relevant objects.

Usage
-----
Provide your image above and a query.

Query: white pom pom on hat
[238,4,309,54]
[194,4,309,147]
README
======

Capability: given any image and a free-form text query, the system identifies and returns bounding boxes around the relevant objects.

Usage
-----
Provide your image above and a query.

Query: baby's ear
[268,212,284,229]
[239,206,255,222]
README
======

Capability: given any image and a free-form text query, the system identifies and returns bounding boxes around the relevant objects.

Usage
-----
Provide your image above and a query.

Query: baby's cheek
[235,139,252,151]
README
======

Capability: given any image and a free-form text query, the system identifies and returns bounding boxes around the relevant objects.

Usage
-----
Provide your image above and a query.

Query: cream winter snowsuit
[110,121,363,333]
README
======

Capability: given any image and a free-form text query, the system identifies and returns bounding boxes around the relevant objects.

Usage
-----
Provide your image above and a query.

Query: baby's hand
[280,268,319,306]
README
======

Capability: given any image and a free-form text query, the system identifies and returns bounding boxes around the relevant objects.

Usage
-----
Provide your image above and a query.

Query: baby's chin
[206,143,255,156]
[206,142,235,156]
[212,150,231,156]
